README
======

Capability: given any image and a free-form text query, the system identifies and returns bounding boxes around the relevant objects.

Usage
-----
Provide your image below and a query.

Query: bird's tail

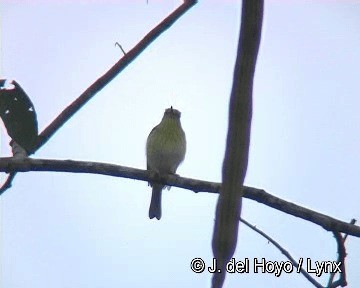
[149,184,163,220]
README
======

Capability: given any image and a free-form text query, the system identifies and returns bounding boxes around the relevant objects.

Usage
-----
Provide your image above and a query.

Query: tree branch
[327,232,347,287]
[0,157,358,238]
[240,218,323,288]
[34,0,197,153]
[327,219,355,288]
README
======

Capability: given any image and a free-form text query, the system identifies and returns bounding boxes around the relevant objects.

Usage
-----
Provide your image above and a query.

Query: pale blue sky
[1,1,360,287]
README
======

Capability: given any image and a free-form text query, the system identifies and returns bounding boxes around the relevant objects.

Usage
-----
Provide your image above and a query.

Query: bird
[146,106,186,220]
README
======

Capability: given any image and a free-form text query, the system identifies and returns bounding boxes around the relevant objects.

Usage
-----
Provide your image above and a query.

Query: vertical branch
[211,1,264,287]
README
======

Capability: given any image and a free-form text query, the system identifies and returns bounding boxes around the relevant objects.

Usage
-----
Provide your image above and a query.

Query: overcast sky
[1,1,360,287]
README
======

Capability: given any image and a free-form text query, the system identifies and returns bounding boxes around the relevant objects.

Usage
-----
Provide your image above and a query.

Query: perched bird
[146,106,186,220]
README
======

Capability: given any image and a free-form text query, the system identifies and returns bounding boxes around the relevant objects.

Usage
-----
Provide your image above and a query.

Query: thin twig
[240,218,323,288]
[115,42,126,55]
[0,157,358,238]
[0,0,197,194]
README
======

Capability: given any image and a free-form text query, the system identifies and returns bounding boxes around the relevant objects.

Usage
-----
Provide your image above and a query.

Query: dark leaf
[0,79,38,153]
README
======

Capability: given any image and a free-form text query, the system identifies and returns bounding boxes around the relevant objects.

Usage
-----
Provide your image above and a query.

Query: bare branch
[242,188,358,237]
[0,157,358,238]
[327,220,355,288]
[115,42,126,55]
[241,218,323,288]
[0,172,16,194]
[327,232,347,287]
[35,0,197,152]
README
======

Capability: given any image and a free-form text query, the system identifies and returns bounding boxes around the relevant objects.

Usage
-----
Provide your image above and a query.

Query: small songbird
[146,106,186,220]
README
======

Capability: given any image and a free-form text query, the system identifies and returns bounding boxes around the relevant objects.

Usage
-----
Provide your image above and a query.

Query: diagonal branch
[240,218,323,288]
[0,172,16,193]
[242,218,352,288]
[0,0,197,193]
[33,0,197,153]
[0,157,358,238]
